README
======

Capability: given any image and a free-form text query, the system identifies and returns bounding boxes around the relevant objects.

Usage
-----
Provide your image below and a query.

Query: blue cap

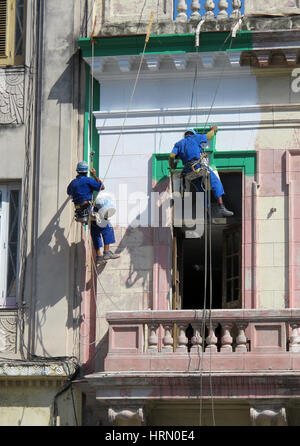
[76,161,89,173]
[184,128,196,136]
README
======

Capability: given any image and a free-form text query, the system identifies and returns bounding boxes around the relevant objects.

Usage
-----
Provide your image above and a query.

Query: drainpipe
[195,18,205,48]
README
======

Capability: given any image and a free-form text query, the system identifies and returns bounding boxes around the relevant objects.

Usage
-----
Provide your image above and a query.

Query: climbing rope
[191,17,244,426]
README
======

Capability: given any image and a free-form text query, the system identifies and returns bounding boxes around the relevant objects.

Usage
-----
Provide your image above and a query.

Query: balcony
[174,0,244,22]
[104,309,300,373]
[98,0,300,36]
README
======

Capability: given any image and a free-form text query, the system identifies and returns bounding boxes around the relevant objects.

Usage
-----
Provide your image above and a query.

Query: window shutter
[0,0,7,58]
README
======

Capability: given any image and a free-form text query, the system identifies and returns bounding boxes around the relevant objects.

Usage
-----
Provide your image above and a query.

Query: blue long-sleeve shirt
[171,133,208,165]
[67,175,102,203]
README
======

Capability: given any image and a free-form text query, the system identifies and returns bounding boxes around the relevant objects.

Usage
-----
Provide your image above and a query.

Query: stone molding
[0,358,79,379]
[86,372,300,401]
[0,69,25,125]
[94,103,300,135]
[98,16,300,36]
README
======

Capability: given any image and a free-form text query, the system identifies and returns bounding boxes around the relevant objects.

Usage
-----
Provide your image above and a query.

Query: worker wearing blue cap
[169,127,233,217]
[67,161,120,265]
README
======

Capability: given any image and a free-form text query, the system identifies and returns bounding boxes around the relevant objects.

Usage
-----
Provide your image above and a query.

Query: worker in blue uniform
[67,161,120,265]
[169,127,234,217]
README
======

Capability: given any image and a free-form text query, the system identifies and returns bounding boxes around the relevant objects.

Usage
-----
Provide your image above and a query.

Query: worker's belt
[74,201,92,223]
[183,154,210,182]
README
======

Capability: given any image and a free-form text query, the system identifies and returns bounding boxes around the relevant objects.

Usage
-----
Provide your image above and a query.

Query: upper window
[0,0,26,66]
[0,183,21,308]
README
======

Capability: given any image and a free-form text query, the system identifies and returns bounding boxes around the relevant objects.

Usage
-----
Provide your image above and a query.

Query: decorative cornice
[0,358,79,380]
[80,30,300,78]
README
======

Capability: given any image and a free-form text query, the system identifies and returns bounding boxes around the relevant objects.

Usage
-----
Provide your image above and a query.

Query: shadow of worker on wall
[29,197,85,356]
[110,173,173,310]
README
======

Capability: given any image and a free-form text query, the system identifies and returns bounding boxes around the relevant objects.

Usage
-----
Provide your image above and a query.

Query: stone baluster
[190,0,201,21]
[217,0,228,19]
[176,324,188,353]
[191,323,203,353]
[230,0,242,18]
[147,324,158,353]
[108,406,145,426]
[289,323,300,352]
[162,324,174,352]
[176,0,188,22]
[205,322,218,352]
[204,0,215,19]
[220,323,233,352]
[250,404,287,426]
[235,322,248,352]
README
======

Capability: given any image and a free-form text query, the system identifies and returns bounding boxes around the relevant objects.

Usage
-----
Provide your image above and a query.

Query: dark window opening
[173,171,243,310]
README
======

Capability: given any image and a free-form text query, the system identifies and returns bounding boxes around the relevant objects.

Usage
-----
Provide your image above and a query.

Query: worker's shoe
[96,255,107,266]
[103,250,120,261]
[217,204,234,217]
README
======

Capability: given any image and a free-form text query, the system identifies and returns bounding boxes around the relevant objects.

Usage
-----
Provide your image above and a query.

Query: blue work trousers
[91,220,116,250]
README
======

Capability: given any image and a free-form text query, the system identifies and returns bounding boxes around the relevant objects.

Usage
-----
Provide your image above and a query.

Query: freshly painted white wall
[96,68,260,227]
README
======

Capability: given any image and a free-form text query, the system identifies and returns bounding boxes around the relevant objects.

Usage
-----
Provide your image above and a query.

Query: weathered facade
[1,0,300,426]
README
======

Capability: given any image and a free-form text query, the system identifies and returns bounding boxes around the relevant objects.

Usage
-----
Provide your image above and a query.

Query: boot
[96,255,107,266]
[103,250,120,261]
[218,203,234,217]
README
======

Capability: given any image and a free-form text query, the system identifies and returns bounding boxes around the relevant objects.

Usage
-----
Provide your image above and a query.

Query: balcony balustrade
[174,0,244,22]
[105,309,300,373]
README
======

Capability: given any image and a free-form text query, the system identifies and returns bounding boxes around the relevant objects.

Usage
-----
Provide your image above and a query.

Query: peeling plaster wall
[245,0,300,17]
[0,383,81,426]
[253,69,300,308]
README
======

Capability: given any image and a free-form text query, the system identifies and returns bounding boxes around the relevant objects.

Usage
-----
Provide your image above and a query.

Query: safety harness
[181,152,210,191]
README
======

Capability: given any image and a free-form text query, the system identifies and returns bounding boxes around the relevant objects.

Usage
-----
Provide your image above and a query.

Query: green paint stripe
[78,31,253,58]
[92,80,100,176]
[84,62,100,176]
[152,150,256,183]
[84,62,90,164]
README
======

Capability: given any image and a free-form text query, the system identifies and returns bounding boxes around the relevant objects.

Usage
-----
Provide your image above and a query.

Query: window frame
[0,182,21,308]
[222,225,242,309]
[0,0,26,67]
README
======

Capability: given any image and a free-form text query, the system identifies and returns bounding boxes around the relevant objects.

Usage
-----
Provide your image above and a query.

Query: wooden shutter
[0,0,8,58]
[0,1,26,66]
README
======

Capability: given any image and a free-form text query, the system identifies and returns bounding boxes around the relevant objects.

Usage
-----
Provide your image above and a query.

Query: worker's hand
[169,160,178,170]
[211,126,218,132]
[90,168,97,177]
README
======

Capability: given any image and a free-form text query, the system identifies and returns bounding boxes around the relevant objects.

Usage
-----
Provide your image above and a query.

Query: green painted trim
[152,149,256,183]
[84,63,90,164]
[78,31,253,58]
[92,80,100,176]
[84,62,100,177]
